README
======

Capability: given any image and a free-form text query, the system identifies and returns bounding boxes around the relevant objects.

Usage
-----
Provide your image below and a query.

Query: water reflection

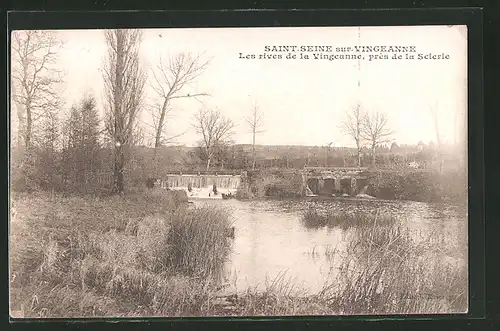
[192,197,467,295]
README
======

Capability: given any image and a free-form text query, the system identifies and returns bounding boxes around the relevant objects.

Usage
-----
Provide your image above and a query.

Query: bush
[366,170,467,203]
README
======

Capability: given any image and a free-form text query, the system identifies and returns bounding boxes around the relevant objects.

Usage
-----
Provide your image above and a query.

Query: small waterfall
[160,174,242,191]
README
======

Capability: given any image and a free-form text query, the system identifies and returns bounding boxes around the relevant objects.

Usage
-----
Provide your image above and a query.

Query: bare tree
[149,53,210,159]
[36,109,62,190]
[361,111,393,167]
[194,108,235,172]
[340,103,364,167]
[102,29,147,194]
[11,31,64,152]
[244,101,265,170]
[10,79,24,148]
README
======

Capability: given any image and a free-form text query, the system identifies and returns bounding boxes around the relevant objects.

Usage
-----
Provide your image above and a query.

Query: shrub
[366,170,467,203]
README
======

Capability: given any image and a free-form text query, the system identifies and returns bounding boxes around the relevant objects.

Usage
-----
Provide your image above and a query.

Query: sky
[12,26,467,148]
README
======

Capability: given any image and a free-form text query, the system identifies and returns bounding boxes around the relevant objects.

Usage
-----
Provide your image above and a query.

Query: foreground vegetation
[10,190,467,317]
[10,189,234,317]
[300,208,467,314]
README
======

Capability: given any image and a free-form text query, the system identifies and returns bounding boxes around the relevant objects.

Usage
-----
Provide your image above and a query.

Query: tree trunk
[113,145,125,194]
[21,55,32,152]
[11,82,24,148]
[112,31,125,194]
[252,132,256,171]
[25,102,32,151]
[355,141,362,167]
[371,143,376,167]
[154,100,169,155]
[206,157,211,172]
[152,148,160,178]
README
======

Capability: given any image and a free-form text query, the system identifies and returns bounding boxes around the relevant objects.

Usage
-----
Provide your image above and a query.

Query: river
[190,197,467,295]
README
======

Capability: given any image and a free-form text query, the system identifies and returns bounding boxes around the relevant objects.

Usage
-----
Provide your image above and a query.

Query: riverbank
[235,169,467,203]
[364,169,467,203]
[9,189,235,317]
[298,208,467,314]
[10,191,467,317]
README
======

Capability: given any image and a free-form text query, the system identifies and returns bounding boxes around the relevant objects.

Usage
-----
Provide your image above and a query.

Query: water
[191,197,467,295]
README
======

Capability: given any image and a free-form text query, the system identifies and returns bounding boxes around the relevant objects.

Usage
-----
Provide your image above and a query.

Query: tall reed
[319,212,467,314]
[166,206,233,280]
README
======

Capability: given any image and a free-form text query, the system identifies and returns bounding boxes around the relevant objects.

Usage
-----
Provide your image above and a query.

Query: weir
[157,174,242,190]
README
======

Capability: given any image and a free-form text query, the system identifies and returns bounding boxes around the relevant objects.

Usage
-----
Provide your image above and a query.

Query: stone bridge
[300,167,370,196]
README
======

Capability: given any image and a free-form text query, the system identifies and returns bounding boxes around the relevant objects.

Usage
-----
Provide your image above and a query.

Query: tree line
[339,99,454,172]
[10,29,453,195]
[136,143,444,173]
[10,29,265,194]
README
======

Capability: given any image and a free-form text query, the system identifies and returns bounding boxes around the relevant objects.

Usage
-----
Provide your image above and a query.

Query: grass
[226,210,466,316]
[10,189,467,317]
[165,207,233,280]
[234,278,327,316]
[299,209,467,315]
[301,208,394,230]
[324,226,467,315]
[203,207,466,316]
[10,189,234,318]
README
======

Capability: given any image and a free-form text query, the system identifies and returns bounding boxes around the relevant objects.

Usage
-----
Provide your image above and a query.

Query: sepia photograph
[9,25,468,318]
